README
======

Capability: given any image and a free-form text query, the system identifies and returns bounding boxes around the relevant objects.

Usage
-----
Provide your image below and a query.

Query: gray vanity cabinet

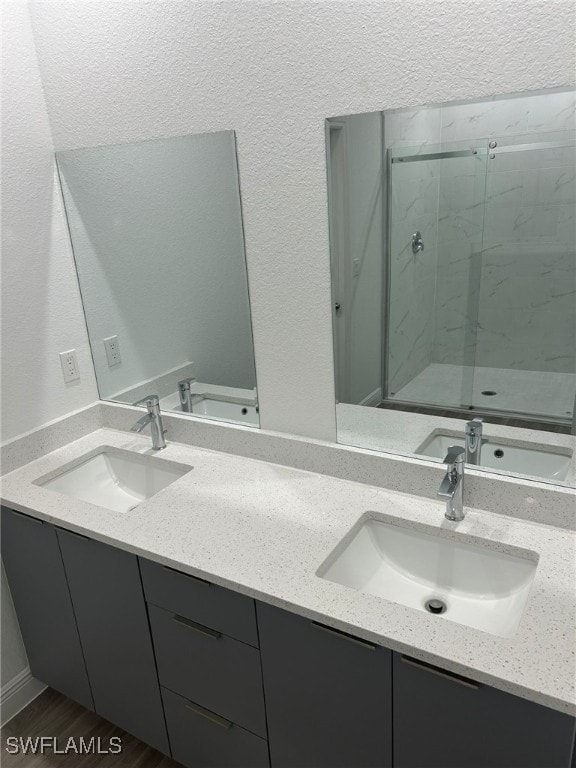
[140,558,269,768]
[393,653,576,768]
[0,507,93,711]
[257,602,393,768]
[56,529,170,756]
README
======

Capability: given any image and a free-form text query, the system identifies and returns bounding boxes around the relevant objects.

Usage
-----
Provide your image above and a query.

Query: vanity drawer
[148,603,267,738]
[161,687,269,768]
[139,557,258,647]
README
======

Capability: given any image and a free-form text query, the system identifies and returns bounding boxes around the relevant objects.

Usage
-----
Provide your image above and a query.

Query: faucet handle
[133,394,160,408]
[177,378,197,391]
[443,445,466,467]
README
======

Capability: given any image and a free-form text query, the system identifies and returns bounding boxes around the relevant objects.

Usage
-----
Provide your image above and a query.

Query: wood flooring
[1,688,182,767]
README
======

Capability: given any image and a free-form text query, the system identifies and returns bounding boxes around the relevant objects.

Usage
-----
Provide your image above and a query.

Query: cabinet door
[0,508,93,710]
[394,653,576,768]
[57,530,169,756]
[258,602,392,768]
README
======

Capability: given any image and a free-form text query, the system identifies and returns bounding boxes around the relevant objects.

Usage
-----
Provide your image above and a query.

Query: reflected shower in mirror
[327,88,575,486]
[57,131,259,427]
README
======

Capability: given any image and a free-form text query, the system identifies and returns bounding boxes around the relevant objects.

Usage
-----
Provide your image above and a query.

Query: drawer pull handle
[311,621,376,650]
[162,565,211,587]
[400,655,479,690]
[185,701,232,730]
[173,614,222,640]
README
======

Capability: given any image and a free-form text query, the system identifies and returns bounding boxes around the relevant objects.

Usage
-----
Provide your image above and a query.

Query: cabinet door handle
[172,614,222,640]
[12,511,43,525]
[185,701,232,729]
[400,655,479,690]
[162,564,211,587]
[311,621,377,650]
[59,528,91,541]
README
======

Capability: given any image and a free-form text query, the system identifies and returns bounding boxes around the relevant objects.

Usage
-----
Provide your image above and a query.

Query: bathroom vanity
[1,424,575,768]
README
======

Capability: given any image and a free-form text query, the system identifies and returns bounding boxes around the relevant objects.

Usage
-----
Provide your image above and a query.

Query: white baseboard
[358,387,382,407]
[0,667,46,726]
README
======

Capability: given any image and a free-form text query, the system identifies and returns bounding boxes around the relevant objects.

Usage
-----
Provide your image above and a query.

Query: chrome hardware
[465,418,484,465]
[334,302,341,312]
[178,377,198,413]
[437,446,465,521]
[130,394,166,450]
[488,140,498,149]
[412,231,424,254]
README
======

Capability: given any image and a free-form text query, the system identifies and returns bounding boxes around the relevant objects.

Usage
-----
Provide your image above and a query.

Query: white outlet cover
[59,350,80,383]
[104,335,121,367]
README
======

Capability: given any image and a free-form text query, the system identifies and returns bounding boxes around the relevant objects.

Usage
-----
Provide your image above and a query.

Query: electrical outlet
[59,350,80,383]
[104,335,121,367]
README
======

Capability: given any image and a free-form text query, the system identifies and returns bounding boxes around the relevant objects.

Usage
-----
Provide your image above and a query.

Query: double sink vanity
[1,412,575,768]
[2,85,575,767]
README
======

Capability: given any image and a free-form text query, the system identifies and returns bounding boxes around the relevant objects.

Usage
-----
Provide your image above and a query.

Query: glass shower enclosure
[385,130,576,425]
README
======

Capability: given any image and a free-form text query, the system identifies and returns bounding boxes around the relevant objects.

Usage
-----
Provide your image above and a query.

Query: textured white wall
[27,0,575,440]
[1,0,99,443]
[58,131,256,398]
[1,0,96,690]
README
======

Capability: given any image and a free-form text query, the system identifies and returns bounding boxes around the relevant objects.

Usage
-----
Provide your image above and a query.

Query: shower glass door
[386,139,489,411]
[471,130,576,421]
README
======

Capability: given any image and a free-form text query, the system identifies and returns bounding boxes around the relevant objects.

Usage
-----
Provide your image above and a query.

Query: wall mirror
[57,131,259,428]
[326,87,575,486]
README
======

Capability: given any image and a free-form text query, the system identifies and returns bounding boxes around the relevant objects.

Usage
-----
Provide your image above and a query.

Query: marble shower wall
[476,139,575,374]
[386,89,575,404]
[434,90,576,376]
[386,108,441,396]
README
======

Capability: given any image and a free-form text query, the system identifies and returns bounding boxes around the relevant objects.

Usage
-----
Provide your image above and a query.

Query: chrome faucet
[177,377,199,413]
[465,418,483,465]
[437,446,466,521]
[131,394,166,450]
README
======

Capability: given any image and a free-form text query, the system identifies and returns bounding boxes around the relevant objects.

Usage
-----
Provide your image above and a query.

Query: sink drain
[425,598,447,615]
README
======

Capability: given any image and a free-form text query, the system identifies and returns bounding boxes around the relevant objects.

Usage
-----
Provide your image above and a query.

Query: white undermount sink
[415,431,572,482]
[34,446,192,513]
[159,392,259,426]
[318,516,538,638]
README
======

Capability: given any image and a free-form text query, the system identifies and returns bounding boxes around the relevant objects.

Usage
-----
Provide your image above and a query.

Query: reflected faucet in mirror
[465,418,484,465]
[178,378,199,413]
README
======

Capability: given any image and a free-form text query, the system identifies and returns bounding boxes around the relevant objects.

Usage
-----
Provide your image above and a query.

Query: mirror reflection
[327,88,575,485]
[57,131,259,427]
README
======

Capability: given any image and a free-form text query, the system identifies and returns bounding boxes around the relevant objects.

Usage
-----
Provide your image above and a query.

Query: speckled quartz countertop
[1,428,575,716]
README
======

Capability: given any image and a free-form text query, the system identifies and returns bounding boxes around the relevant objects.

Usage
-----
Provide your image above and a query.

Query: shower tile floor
[389,363,576,420]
